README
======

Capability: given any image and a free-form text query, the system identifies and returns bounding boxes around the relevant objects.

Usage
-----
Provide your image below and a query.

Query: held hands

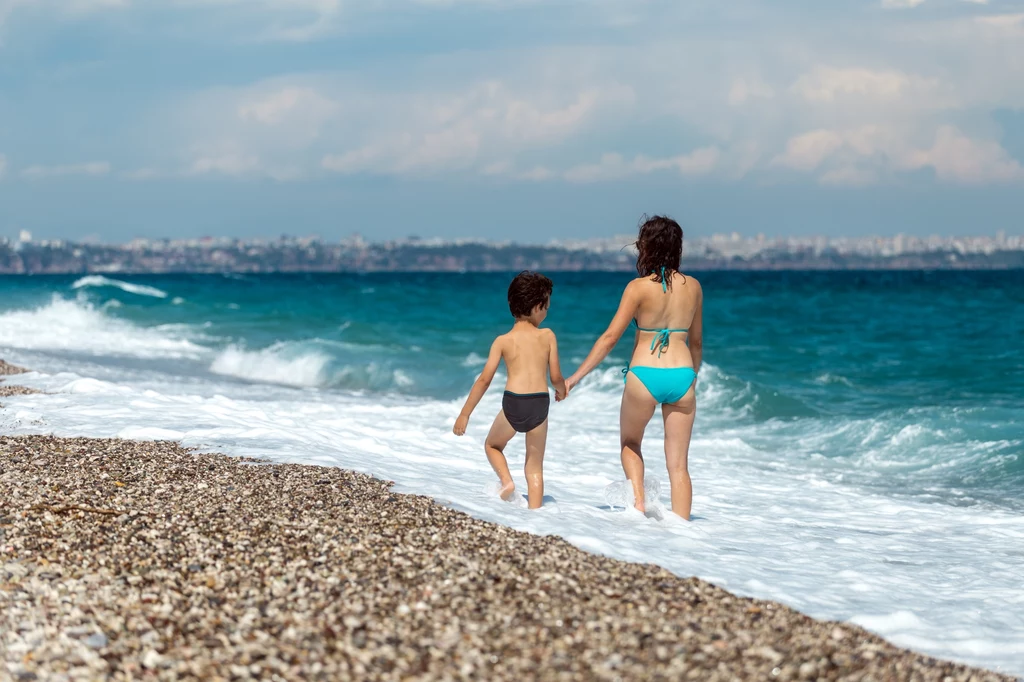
[453,414,469,436]
[555,372,583,402]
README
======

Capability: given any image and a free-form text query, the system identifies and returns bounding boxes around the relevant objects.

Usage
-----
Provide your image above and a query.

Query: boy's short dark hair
[508,271,553,318]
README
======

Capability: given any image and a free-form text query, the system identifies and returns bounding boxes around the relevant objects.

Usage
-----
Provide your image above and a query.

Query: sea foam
[0,297,203,360]
[210,343,332,388]
[71,275,169,299]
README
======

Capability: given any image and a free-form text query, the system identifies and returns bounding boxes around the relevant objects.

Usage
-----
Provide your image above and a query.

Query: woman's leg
[523,419,548,509]
[485,410,518,501]
[663,387,697,519]
[620,373,658,512]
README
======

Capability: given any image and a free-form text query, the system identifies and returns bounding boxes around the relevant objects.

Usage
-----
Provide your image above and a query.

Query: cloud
[236,86,339,134]
[21,161,111,178]
[0,0,341,41]
[481,161,553,181]
[189,152,260,176]
[728,78,775,106]
[819,167,878,187]
[121,167,161,180]
[900,126,1024,183]
[319,80,633,176]
[772,130,845,171]
[881,0,927,8]
[1,0,128,25]
[563,147,720,183]
[9,1,1022,194]
[0,0,537,42]
[774,125,1023,185]
[792,67,930,103]
[975,13,1024,34]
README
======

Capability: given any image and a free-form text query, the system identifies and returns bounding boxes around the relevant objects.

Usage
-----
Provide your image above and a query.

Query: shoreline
[0,360,41,404]
[0,364,1017,680]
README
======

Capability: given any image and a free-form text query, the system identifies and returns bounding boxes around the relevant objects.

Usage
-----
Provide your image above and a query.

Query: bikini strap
[660,266,668,293]
[634,326,689,358]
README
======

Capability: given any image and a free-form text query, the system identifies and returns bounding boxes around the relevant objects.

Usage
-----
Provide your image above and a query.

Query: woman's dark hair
[635,214,683,289]
[508,271,553,318]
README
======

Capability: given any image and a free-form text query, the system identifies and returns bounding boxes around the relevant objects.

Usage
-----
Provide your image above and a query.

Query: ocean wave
[0,296,205,360]
[462,352,486,367]
[209,341,416,391]
[210,343,332,388]
[71,275,168,299]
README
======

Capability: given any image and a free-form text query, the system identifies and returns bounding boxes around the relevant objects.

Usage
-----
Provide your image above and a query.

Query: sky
[1,0,1023,243]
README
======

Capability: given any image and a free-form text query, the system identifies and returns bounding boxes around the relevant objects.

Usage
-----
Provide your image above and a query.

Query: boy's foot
[498,481,516,501]
[634,499,645,513]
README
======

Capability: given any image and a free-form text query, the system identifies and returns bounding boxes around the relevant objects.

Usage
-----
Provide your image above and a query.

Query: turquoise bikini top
[635,267,688,358]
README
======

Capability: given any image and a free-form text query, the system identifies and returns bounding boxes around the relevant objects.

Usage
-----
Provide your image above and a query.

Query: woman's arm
[566,282,638,390]
[689,281,703,374]
[547,330,567,401]
[453,338,503,435]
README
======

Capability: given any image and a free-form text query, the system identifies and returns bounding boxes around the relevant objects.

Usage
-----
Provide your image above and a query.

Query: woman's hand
[565,373,582,393]
[453,414,469,436]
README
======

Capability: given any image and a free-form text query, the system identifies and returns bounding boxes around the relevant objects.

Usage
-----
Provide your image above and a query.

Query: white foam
[462,352,486,367]
[71,275,168,299]
[210,343,331,388]
[3,359,1023,676]
[0,297,205,360]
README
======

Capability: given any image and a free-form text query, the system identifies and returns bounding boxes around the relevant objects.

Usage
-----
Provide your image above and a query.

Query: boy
[453,271,567,509]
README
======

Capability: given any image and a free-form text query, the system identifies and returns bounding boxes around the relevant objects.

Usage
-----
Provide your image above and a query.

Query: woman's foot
[631,481,646,513]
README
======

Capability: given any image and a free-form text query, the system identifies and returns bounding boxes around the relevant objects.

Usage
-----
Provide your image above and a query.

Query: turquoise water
[3,270,1024,672]
[2,270,1022,507]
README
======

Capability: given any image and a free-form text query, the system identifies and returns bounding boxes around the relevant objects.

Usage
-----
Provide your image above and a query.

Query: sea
[1,271,1022,675]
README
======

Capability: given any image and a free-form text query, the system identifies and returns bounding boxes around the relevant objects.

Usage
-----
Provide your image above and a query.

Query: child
[453,271,567,509]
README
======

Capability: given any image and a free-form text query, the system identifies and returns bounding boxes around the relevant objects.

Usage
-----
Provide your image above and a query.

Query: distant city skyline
[5,227,1022,260]
[1,1,1023,242]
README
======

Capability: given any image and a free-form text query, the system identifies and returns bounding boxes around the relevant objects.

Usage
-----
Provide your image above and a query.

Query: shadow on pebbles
[0,435,1014,682]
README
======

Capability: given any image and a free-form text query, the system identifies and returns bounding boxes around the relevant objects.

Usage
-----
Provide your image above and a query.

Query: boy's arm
[546,330,568,401]
[453,337,503,436]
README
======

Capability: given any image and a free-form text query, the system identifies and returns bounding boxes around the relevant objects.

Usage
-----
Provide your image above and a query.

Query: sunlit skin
[453,299,567,509]
[567,271,703,519]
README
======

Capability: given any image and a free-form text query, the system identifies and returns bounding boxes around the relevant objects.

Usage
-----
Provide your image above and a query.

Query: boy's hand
[453,414,469,436]
[555,386,567,402]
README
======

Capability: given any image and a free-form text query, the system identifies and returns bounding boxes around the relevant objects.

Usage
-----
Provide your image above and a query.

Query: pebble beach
[0,362,1016,681]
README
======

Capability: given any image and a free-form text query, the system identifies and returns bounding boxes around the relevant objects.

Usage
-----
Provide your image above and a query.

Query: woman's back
[631,271,701,369]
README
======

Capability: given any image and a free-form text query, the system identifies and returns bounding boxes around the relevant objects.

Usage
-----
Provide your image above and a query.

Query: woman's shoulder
[681,272,702,291]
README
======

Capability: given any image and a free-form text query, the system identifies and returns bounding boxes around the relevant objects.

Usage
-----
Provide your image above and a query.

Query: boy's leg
[523,419,548,509]
[485,410,517,501]
[663,388,696,520]
[621,373,658,513]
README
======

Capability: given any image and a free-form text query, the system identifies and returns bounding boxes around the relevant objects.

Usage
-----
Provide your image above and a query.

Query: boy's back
[500,325,556,395]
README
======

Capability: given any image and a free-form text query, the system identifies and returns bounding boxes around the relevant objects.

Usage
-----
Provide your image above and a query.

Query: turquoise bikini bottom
[623,366,697,405]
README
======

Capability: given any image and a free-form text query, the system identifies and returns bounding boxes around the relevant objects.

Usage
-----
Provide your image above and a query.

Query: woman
[566,216,703,519]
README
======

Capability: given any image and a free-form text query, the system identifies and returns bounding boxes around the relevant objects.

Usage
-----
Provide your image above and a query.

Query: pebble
[0,429,1015,681]
[0,359,40,404]
[84,633,107,649]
